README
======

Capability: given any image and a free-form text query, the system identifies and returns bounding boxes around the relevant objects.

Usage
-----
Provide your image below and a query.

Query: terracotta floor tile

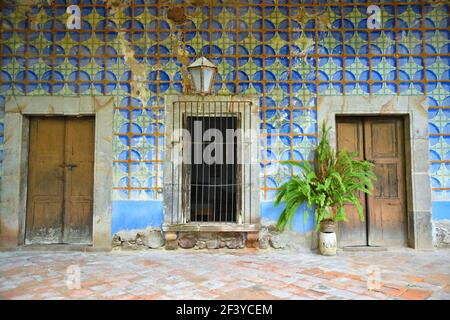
[400,288,433,300]
[0,249,448,300]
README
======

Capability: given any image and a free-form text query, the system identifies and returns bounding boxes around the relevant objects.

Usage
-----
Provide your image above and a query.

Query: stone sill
[162,223,260,233]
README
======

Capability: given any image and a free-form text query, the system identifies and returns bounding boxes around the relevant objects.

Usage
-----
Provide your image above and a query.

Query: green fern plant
[275,123,377,231]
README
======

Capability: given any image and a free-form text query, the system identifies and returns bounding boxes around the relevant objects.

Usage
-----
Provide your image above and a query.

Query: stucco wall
[0,1,449,237]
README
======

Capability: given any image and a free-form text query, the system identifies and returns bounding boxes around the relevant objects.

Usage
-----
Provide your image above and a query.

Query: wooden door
[336,117,407,247]
[26,118,66,244]
[336,118,367,247]
[63,118,95,243]
[26,117,94,244]
[364,118,407,246]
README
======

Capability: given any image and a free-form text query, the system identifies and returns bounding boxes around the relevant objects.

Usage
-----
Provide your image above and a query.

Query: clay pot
[319,232,337,256]
[319,219,337,256]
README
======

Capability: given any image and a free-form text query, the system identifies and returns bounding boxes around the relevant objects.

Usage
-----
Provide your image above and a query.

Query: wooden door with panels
[25,117,95,244]
[336,116,407,247]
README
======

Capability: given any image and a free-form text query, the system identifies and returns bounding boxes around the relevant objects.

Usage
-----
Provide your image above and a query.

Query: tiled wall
[0,1,449,232]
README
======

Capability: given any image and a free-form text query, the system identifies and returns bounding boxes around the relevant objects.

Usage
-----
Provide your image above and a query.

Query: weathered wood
[25,117,94,245]
[63,117,94,244]
[365,118,407,247]
[336,117,367,247]
[26,117,65,244]
[337,116,407,248]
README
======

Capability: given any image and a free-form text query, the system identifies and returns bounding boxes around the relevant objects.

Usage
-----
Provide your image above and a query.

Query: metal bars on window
[165,100,258,225]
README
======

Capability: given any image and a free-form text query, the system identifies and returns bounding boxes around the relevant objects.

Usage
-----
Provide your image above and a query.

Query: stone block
[246,232,259,248]
[165,240,179,250]
[414,211,433,249]
[226,237,244,249]
[164,231,178,242]
[206,239,220,249]
[269,234,286,249]
[179,233,197,249]
[196,240,207,249]
[141,228,165,249]
[412,174,432,212]
[115,230,139,242]
[111,235,122,248]
[433,220,450,247]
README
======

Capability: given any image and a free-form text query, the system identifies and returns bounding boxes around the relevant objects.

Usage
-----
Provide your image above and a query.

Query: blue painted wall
[112,200,163,234]
[432,201,450,220]
[112,200,320,234]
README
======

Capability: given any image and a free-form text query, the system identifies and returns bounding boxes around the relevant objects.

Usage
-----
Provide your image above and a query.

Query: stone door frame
[0,96,113,250]
[317,96,432,249]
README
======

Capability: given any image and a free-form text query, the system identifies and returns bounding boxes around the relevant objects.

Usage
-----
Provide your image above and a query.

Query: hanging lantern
[187,57,217,95]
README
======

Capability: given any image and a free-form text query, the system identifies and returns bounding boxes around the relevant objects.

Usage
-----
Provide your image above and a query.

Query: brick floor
[0,248,449,300]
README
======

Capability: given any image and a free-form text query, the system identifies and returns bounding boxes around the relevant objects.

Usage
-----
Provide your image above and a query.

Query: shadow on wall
[260,201,316,233]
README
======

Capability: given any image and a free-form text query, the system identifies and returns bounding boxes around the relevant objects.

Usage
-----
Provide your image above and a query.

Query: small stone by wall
[260,220,316,252]
[433,220,450,248]
[112,227,165,250]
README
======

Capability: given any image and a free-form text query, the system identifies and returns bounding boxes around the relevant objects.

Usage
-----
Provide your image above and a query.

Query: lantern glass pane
[191,68,202,92]
[203,68,214,92]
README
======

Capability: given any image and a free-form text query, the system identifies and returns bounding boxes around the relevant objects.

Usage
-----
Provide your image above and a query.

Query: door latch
[66,164,78,170]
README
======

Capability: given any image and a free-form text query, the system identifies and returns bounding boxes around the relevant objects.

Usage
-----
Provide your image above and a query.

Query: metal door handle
[66,164,78,170]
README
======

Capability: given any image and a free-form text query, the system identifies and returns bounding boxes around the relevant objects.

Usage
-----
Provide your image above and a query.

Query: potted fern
[274,124,376,255]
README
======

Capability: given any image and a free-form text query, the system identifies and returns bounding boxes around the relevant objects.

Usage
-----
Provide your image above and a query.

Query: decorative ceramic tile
[0,0,449,202]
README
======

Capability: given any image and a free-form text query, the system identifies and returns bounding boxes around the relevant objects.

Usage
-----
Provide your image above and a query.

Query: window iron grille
[164,98,260,228]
